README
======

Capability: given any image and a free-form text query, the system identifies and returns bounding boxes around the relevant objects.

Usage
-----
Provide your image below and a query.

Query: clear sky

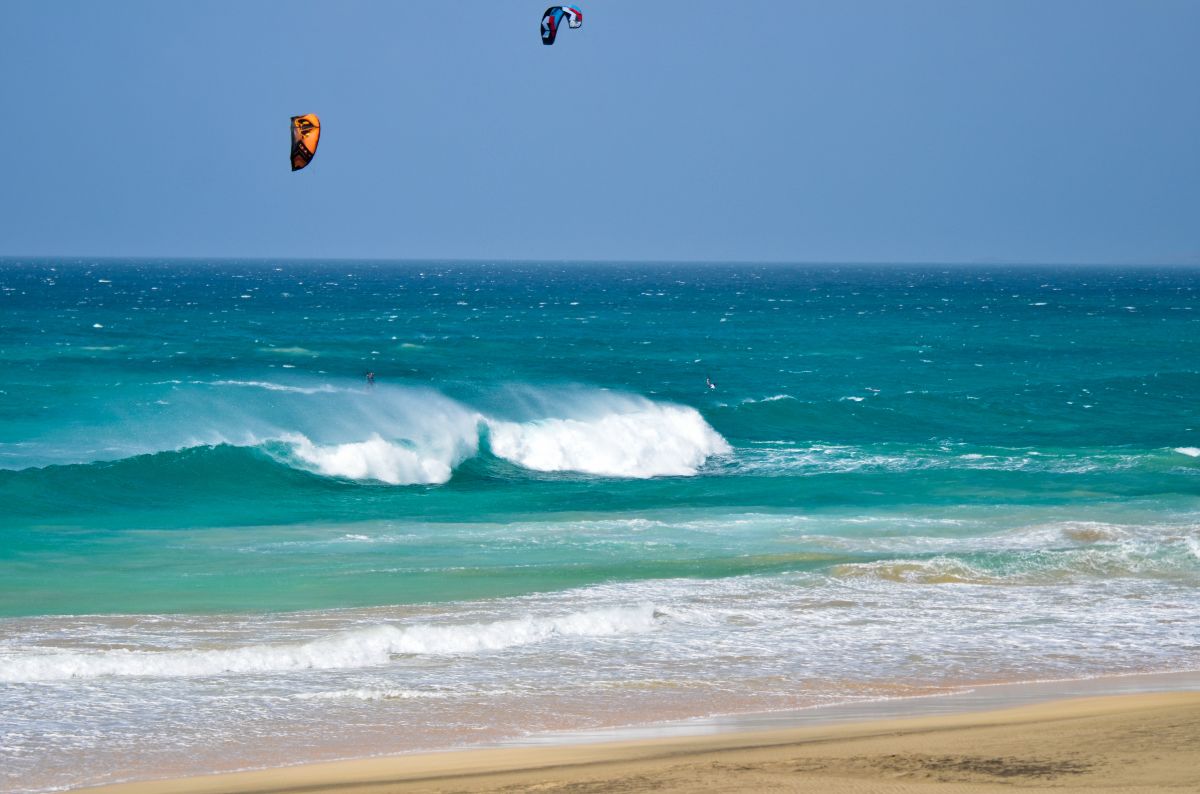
[1,1,1197,264]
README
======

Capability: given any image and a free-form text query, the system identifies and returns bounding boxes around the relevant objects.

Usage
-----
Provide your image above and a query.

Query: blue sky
[1,1,1197,263]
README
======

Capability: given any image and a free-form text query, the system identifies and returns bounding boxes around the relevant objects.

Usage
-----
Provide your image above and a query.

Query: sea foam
[486,402,731,478]
[0,606,660,683]
[282,433,472,485]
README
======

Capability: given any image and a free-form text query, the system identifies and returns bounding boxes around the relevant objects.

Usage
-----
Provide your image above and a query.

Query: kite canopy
[542,6,583,45]
[290,114,321,172]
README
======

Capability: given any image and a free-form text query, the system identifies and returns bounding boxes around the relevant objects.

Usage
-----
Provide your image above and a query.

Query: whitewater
[0,378,730,482]
[2,260,1199,792]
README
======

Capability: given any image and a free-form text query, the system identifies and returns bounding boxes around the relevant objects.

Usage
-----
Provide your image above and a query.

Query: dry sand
[81,691,1200,793]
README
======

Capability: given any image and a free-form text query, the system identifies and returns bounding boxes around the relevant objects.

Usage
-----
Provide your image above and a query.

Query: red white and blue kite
[542,6,583,45]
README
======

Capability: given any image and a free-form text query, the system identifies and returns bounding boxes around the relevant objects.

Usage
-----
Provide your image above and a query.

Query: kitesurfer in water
[365,371,375,389]
[706,376,716,391]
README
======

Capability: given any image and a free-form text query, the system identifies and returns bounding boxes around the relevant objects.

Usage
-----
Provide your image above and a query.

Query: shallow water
[2,260,1198,791]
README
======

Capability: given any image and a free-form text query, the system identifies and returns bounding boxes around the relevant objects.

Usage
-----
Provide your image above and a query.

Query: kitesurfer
[365,371,375,389]
[706,376,716,391]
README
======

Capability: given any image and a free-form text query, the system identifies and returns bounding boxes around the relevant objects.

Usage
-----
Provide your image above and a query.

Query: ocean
[2,260,1198,791]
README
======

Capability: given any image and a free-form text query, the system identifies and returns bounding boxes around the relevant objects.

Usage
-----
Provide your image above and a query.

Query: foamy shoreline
[56,671,1200,794]
[73,677,1200,794]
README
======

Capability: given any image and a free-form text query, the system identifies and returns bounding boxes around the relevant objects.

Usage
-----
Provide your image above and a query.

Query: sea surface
[1,260,1198,791]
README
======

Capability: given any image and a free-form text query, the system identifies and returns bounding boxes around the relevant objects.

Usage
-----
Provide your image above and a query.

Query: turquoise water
[2,260,1199,790]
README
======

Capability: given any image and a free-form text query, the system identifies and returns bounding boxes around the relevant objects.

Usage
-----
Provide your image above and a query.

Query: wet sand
[82,689,1200,793]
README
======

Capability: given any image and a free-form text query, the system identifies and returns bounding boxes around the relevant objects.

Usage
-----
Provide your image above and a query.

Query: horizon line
[2,253,1199,268]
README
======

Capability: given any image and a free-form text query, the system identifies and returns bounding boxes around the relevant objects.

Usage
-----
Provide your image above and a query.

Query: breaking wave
[486,403,730,478]
[280,434,467,485]
[2,381,731,485]
[0,606,661,683]
[4,377,1193,487]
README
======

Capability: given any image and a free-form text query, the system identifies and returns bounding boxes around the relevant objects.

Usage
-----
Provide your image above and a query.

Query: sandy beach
[81,690,1200,794]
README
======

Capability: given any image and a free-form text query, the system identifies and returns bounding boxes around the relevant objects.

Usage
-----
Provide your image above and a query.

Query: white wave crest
[1174,447,1200,458]
[486,403,730,478]
[282,433,470,485]
[0,606,660,683]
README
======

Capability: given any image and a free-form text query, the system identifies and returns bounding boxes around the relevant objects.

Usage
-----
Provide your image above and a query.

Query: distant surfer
[706,375,716,391]
[365,371,375,389]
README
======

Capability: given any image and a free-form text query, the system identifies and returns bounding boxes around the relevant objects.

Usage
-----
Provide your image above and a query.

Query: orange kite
[290,114,321,171]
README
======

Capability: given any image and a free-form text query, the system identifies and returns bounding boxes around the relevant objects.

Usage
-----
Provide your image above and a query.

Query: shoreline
[503,668,1200,746]
[76,671,1200,794]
